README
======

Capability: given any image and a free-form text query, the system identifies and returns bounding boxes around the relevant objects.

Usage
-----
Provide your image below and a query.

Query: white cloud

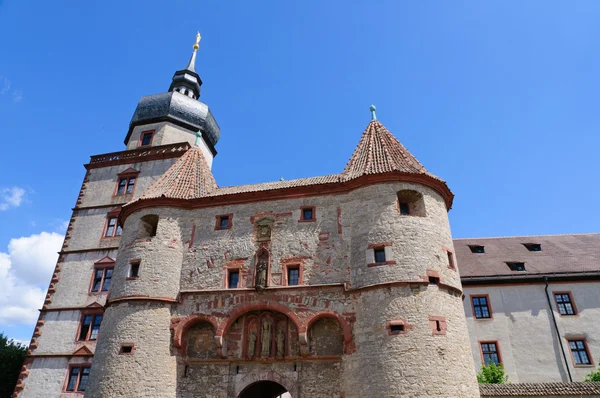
[0,187,26,211]
[0,76,10,95]
[8,232,63,285]
[0,232,63,327]
[12,89,23,103]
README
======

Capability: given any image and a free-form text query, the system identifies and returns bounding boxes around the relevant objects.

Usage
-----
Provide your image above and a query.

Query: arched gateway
[239,380,288,398]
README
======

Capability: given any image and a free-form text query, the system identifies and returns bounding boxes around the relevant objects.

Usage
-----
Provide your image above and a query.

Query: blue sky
[1,1,599,341]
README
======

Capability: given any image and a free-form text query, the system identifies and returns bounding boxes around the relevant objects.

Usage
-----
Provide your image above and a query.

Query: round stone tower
[85,209,185,398]
[340,113,480,397]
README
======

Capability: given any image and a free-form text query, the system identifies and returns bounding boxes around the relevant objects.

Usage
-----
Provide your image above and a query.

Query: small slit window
[523,243,542,252]
[390,324,404,333]
[139,214,158,238]
[119,344,134,355]
[429,276,440,285]
[469,245,485,254]
[506,262,526,272]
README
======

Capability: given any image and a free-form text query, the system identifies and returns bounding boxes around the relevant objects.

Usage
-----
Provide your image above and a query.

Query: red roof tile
[138,146,217,200]
[480,382,600,396]
[341,120,439,180]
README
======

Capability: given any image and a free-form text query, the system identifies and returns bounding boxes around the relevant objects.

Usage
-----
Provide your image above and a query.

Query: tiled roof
[341,120,438,180]
[479,382,600,396]
[137,146,217,200]
[128,119,452,208]
[215,175,341,196]
[454,233,600,279]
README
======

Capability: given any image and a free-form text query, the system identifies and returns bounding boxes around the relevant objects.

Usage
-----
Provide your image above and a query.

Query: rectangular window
[569,340,591,365]
[78,314,102,341]
[140,131,153,147]
[228,270,239,289]
[215,214,233,230]
[66,366,91,392]
[116,177,136,195]
[390,324,404,333]
[555,292,576,316]
[91,268,113,292]
[220,216,230,229]
[104,217,122,237]
[481,342,500,365]
[129,262,140,278]
[472,296,491,319]
[399,202,410,215]
[299,206,315,221]
[374,247,386,263]
[288,267,300,286]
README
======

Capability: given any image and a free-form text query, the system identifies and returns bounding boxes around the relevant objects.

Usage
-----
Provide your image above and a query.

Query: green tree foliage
[584,365,600,382]
[0,332,27,398]
[477,362,509,384]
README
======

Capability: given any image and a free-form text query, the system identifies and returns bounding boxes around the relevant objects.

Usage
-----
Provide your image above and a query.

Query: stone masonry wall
[91,180,479,397]
[86,302,177,398]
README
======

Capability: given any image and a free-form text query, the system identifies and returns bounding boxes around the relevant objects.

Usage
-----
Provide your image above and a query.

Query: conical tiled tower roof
[342,120,438,181]
[137,146,217,200]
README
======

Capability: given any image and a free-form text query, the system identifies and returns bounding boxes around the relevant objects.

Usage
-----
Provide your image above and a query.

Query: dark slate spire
[169,32,203,99]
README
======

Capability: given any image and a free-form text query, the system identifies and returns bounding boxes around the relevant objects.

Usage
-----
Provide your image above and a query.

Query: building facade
[12,38,599,398]
[457,234,600,383]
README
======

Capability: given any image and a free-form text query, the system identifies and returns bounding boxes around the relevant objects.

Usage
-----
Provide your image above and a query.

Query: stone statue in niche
[260,320,272,358]
[255,250,269,290]
[276,324,286,359]
[247,330,257,358]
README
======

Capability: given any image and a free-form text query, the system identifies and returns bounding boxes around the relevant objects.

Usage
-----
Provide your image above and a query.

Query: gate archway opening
[238,380,290,398]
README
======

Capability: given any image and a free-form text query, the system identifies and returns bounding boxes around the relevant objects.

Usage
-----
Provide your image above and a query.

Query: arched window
[397,190,426,217]
[139,214,159,238]
[308,317,344,356]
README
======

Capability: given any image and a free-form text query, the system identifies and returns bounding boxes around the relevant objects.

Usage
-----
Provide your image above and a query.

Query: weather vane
[193,32,201,51]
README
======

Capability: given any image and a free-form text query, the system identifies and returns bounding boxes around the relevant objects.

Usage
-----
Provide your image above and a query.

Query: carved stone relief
[185,322,218,359]
[236,311,298,360]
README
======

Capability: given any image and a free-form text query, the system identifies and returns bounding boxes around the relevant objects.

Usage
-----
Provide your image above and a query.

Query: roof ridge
[454,232,600,240]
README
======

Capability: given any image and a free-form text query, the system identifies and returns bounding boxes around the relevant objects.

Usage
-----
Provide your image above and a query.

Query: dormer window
[506,262,526,272]
[139,131,154,147]
[523,243,541,252]
[469,245,485,254]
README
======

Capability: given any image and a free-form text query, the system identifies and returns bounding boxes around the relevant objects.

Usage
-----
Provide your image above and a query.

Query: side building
[455,233,600,383]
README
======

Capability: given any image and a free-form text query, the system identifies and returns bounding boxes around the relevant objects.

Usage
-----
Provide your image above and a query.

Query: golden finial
[193,32,201,51]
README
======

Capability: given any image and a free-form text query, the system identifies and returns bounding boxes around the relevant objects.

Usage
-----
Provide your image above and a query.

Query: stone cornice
[85,142,191,170]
